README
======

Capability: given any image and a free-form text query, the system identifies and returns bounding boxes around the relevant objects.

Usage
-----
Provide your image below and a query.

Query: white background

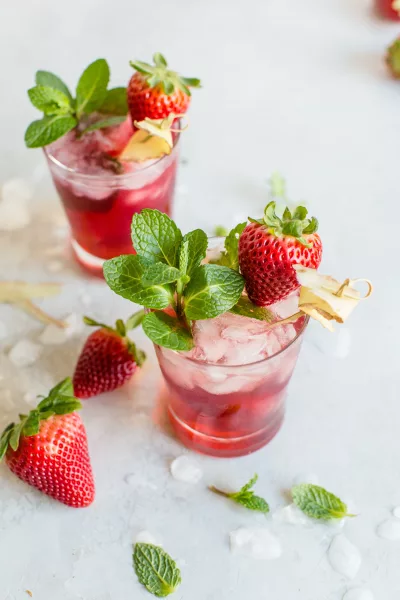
[0,0,399,598]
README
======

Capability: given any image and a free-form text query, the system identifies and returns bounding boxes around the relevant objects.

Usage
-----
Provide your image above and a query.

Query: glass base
[168,405,284,458]
[71,239,106,277]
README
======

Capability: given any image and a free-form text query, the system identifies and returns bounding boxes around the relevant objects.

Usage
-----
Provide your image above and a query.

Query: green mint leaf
[35,70,73,102]
[184,264,244,321]
[292,484,355,520]
[212,223,246,270]
[133,543,182,597]
[142,312,194,351]
[103,255,173,309]
[76,58,110,117]
[178,240,189,276]
[126,309,146,330]
[100,87,128,115]
[28,85,73,116]
[210,474,269,514]
[142,263,182,286]
[181,229,208,276]
[25,115,78,148]
[79,115,126,135]
[131,209,183,267]
[229,296,274,323]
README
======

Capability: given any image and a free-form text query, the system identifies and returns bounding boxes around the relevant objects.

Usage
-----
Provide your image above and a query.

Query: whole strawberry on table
[0,378,95,508]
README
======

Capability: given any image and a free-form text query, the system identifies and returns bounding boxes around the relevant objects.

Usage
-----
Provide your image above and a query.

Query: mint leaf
[76,58,110,117]
[100,87,128,115]
[181,229,208,276]
[133,543,182,597]
[142,263,182,286]
[229,296,274,323]
[213,223,246,270]
[292,484,355,520]
[28,85,73,116]
[210,474,269,514]
[103,255,173,309]
[35,70,73,102]
[80,115,126,135]
[126,309,146,330]
[178,240,189,276]
[24,115,78,148]
[142,312,194,351]
[131,209,182,267]
[184,264,244,320]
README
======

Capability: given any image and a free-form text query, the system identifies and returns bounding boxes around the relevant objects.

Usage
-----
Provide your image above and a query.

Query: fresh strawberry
[127,52,201,123]
[73,312,146,399]
[238,202,322,306]
[0,378,94,508]
[375,0,400,19]
[386,37,400,78]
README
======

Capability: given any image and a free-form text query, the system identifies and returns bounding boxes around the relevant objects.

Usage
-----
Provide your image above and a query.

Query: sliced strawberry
[0,378,95,508]
[127,52,201,122]
[238,203,322,306]
[73,312,146,399]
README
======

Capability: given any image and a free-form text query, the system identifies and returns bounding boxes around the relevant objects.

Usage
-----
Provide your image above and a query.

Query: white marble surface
[0,0,399,598]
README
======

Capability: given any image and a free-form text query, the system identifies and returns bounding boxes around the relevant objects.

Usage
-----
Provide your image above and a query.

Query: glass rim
[43,128,180,183]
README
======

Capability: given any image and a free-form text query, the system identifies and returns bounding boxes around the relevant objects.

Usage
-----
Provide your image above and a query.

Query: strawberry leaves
[0,378,81,460]
[258,201,319,248]
[130,52,201,97]
[26,59,128,148]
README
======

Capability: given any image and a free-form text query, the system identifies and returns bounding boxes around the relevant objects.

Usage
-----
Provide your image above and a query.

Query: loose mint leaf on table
[184,264,244,320]
[142,263,182,286]
[213,222,246,270]
[103,255,173,309]
[28,86,73,116]
[131,209,183,267]
[142,312,194,351]
[133,543,182,597]
[100,87,128,115]
[181,229,208,276]
[230,296,274,323]
[25,115,78,148]
[75,58,110,117]
[35,70,73,102]
[210,473,270,514]
[79,115,126,135]
[292,484,355,520]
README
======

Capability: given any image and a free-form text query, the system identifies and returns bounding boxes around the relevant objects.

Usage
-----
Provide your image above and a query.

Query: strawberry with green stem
[73,311,146,399]
[386,37,400,78]
[0,378,95,508]
[128,52,201,123]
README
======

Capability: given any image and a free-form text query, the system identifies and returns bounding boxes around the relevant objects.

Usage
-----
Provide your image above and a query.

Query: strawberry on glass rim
[0,378,95,508]
[238,201,322,307]
[128,52,201,122]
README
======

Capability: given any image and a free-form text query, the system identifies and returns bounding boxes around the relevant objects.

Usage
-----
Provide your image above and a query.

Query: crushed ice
[376,519,400,540]
[170,455,203,484]
[328,534,361,579]
[8,339,42,367]
[230,527,282,560]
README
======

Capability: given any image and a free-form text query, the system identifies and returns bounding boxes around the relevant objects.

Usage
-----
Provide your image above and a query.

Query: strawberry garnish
[0,378,94,508]
[238,202,322,307]
[386,37,400,78]
[73,312,146,399]
[127,52,201,122]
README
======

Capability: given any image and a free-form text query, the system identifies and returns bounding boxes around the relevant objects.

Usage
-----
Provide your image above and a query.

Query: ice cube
[392,506,400,519]
[343,589,374,600]
[328,534,361,579]
[8,339,42,367]
[2,178,33,203]
[229,527,282,560]
[170,455,203,484]
[0,199,30,231]
[376,519,400,540]
[39,313,83,345]
[135,531,162,546]
[199,374,255,395]
[269,293,299,319]
[272,503,309,526]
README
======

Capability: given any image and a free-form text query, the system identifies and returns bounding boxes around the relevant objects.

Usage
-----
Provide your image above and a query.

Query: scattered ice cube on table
[376,519,400,540]
[272,503,309,526]
[2,178,33,203]
[8,339,42,367]
[392,506,400,519]
[135,531,162,546]
[328,534,361,579]
[343,589,374,600]
[170,455,203,484]
[0,199,31,231]
[230,527,282,560]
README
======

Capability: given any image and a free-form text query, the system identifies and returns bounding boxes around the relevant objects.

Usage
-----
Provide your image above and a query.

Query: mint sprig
[209,474,270,514]
[292,484,356,521]
[212,222,247,270]
[25,59,128,148]
[104,210,245,351]
[133,543,181,597]
[229,296,274,322]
